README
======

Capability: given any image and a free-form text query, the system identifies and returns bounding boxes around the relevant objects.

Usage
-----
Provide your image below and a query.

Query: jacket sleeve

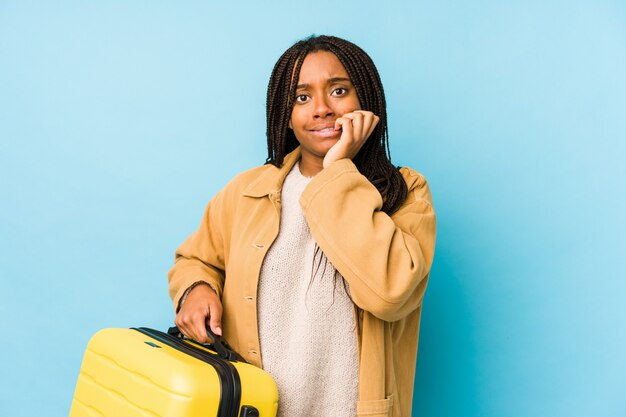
[167,189,227,313]
[299,159,436,322]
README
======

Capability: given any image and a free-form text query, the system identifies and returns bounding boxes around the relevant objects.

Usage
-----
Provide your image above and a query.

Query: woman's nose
[313,96,334,119]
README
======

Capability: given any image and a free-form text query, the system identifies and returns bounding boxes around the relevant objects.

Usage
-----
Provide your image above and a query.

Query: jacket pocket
[356,395,393,417]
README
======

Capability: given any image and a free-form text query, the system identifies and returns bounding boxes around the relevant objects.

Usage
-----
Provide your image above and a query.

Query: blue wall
[1,1,624,416]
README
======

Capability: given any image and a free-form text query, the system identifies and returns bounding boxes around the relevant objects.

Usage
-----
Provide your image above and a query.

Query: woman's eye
[332,88,348,96]
[295,94,309,103]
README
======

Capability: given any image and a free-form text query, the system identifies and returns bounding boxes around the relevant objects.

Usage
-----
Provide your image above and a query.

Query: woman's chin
[320,138,340,151]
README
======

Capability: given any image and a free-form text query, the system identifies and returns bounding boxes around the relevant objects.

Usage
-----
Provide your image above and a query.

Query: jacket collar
[243,147,302,197]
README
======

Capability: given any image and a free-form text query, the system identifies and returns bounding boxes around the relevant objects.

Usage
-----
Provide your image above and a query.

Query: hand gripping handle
[167,325,243,362]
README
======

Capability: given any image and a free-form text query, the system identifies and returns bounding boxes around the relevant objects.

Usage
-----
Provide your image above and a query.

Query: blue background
[1,1,625,416]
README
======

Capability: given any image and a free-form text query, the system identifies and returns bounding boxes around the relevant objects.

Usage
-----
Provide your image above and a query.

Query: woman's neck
[298,155,323,177]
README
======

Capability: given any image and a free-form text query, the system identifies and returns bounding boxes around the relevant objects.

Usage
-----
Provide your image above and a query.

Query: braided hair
[265,35,408,215]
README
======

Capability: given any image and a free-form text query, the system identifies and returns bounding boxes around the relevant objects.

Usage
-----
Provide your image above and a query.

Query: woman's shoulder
[219,162,280,195]
[398,166,428,189]
[230,163,274,183]
[215,149,299,199]
[398,166,433,204]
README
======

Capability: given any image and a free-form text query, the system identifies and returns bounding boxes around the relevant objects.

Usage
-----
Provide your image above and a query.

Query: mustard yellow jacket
[168,147,436,417]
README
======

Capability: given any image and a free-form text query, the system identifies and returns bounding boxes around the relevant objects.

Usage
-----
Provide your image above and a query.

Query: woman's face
[289,51,361,163]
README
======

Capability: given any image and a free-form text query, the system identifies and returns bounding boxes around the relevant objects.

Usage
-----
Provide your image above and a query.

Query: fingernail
[216,327,222,336]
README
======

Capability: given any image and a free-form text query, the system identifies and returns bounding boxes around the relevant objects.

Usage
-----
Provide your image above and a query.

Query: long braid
[265,35,408,215]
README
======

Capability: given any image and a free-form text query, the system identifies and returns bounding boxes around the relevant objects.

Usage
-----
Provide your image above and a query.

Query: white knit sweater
[257,162,359,417]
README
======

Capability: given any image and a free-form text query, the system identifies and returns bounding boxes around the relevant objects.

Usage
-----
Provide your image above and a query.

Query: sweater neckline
[293,160,314,180]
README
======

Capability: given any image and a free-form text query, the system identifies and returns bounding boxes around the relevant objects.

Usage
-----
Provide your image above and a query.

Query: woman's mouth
[310,127,341,138]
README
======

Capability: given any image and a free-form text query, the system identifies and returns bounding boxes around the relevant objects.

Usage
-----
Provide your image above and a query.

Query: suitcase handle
[167,326,242,362]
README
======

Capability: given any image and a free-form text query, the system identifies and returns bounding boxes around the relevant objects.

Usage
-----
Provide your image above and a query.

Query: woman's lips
[310,127,341,138]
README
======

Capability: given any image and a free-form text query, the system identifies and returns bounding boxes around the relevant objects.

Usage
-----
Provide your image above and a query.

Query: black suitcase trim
[132,327,242,417]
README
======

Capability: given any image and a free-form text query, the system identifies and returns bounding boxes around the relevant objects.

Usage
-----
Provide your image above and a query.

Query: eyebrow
[296,77,352,90]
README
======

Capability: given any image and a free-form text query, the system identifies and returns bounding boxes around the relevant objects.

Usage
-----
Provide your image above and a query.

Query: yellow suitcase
[69,326,278,417]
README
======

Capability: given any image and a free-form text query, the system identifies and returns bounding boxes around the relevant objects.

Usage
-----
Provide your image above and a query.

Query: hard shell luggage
[69,326,278,417]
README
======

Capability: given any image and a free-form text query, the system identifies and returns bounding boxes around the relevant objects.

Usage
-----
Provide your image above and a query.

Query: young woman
[168,35,436,417]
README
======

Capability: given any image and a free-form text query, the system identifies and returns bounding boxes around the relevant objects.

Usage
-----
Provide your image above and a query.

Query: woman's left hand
[323,110,380,168]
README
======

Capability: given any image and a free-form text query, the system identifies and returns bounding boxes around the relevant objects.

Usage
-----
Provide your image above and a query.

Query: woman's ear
[288,119,293,129]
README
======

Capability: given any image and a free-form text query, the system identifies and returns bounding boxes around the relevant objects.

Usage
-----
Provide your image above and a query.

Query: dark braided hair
[265,35,408,215]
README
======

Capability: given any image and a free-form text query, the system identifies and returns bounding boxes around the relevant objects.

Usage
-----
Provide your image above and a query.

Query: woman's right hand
[175,283,223,344]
